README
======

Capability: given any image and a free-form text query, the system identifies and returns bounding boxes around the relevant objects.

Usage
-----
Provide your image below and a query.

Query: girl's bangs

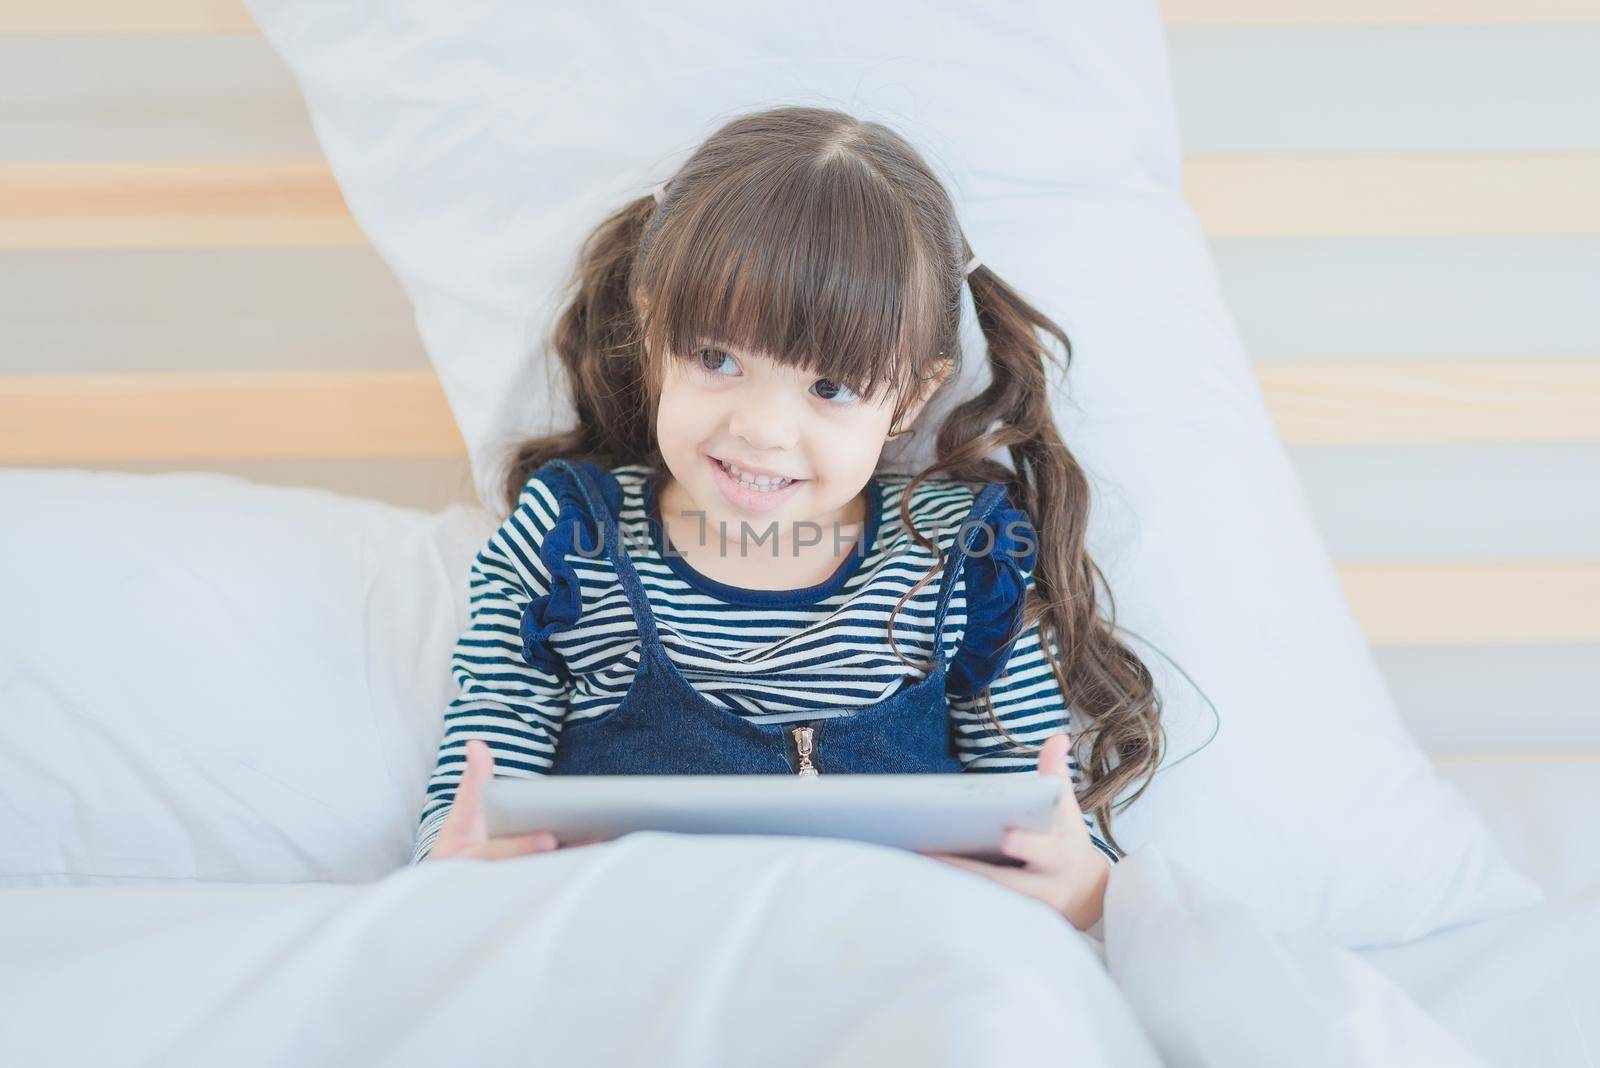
[642,169,945,413]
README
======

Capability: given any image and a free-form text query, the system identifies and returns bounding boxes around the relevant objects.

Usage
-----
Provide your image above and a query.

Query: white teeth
[719,459,793,491]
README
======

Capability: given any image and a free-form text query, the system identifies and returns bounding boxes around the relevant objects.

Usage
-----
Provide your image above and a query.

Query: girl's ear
[895,362,954,431]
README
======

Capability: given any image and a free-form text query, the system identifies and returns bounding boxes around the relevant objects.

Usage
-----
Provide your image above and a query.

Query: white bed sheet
[1359,762,1600,1067]
[0,761,1588,1066]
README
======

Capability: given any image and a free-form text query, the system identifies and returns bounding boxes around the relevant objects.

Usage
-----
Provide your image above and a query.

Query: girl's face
[655,343,937,536]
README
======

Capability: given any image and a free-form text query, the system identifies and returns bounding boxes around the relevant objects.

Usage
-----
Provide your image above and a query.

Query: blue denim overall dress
[540,459,1010,777]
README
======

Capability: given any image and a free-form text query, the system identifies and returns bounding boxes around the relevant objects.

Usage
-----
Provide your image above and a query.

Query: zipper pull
[791,724,820,777]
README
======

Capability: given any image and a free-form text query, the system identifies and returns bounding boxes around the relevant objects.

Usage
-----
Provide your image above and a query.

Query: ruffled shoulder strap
[944,483,1039,698]
[511,459,624,678]
[527,458,624,528]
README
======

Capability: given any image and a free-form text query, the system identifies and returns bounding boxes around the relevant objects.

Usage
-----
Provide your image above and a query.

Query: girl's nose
[727,390,801,452]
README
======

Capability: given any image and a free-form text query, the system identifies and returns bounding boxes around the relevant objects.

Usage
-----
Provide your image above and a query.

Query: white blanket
[1,834,1156,1067]
[1,832,1488,1067]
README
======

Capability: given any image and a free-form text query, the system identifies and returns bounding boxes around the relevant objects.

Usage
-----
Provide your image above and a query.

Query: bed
[1,461,1592,1066]
[3,1,1596,1064]
[0,765,1593,1067]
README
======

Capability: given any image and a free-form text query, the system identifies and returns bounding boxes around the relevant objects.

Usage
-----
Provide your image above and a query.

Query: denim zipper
[789,724,821,777]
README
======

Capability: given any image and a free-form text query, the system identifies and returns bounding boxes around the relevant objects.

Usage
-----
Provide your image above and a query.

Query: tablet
[482,773,1063,865]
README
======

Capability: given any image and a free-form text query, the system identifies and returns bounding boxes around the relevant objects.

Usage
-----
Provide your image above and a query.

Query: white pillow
[247,0,1538,944]
[0,470,440,884]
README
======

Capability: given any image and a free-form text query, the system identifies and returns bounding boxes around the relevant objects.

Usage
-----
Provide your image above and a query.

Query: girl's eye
[695,348,740,377]
[812,377,860,405]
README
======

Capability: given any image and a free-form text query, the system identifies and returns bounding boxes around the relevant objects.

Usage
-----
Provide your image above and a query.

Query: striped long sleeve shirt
[412,463,1117,864]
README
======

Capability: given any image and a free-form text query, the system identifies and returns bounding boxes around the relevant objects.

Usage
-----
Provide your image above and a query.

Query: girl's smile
[706,452,808,515]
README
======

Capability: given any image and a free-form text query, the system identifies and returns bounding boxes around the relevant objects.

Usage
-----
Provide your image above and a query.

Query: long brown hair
[500,105,1164,848]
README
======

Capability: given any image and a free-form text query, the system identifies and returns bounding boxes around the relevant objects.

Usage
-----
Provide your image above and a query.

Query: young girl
[412,105,1165,932]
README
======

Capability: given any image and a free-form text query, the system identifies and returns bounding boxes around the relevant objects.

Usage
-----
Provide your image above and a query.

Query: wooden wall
[2,1,1596,757]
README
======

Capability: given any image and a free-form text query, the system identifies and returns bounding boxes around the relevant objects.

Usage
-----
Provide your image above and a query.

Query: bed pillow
[0,470,438,885]
[244,0,1538,944]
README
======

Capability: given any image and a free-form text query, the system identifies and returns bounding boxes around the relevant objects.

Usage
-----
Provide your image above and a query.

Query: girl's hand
[918,733,1111,932]
[425,739,607,861]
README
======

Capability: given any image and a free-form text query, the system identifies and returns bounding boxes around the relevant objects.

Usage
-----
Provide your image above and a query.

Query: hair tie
[962,256,981,277]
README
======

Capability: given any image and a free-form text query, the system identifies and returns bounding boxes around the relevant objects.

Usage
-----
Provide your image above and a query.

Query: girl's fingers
[463,831,558,860]
[1037,732,1072,778]
[1032,732,1088,831]
[1056,783,1086,821]
[999,827,1071,871]
[464,738,494,790]
[435,740,495,851]
[1040,733,1090,825]
[560,837,609,849]
[923,852,1052,898]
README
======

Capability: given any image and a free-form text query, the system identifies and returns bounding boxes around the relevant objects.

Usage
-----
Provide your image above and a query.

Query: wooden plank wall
[2,1,1597,755]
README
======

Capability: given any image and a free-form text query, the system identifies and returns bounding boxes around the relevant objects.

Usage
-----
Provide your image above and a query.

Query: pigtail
[912,256,1166,852]
[498,193,663,514]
